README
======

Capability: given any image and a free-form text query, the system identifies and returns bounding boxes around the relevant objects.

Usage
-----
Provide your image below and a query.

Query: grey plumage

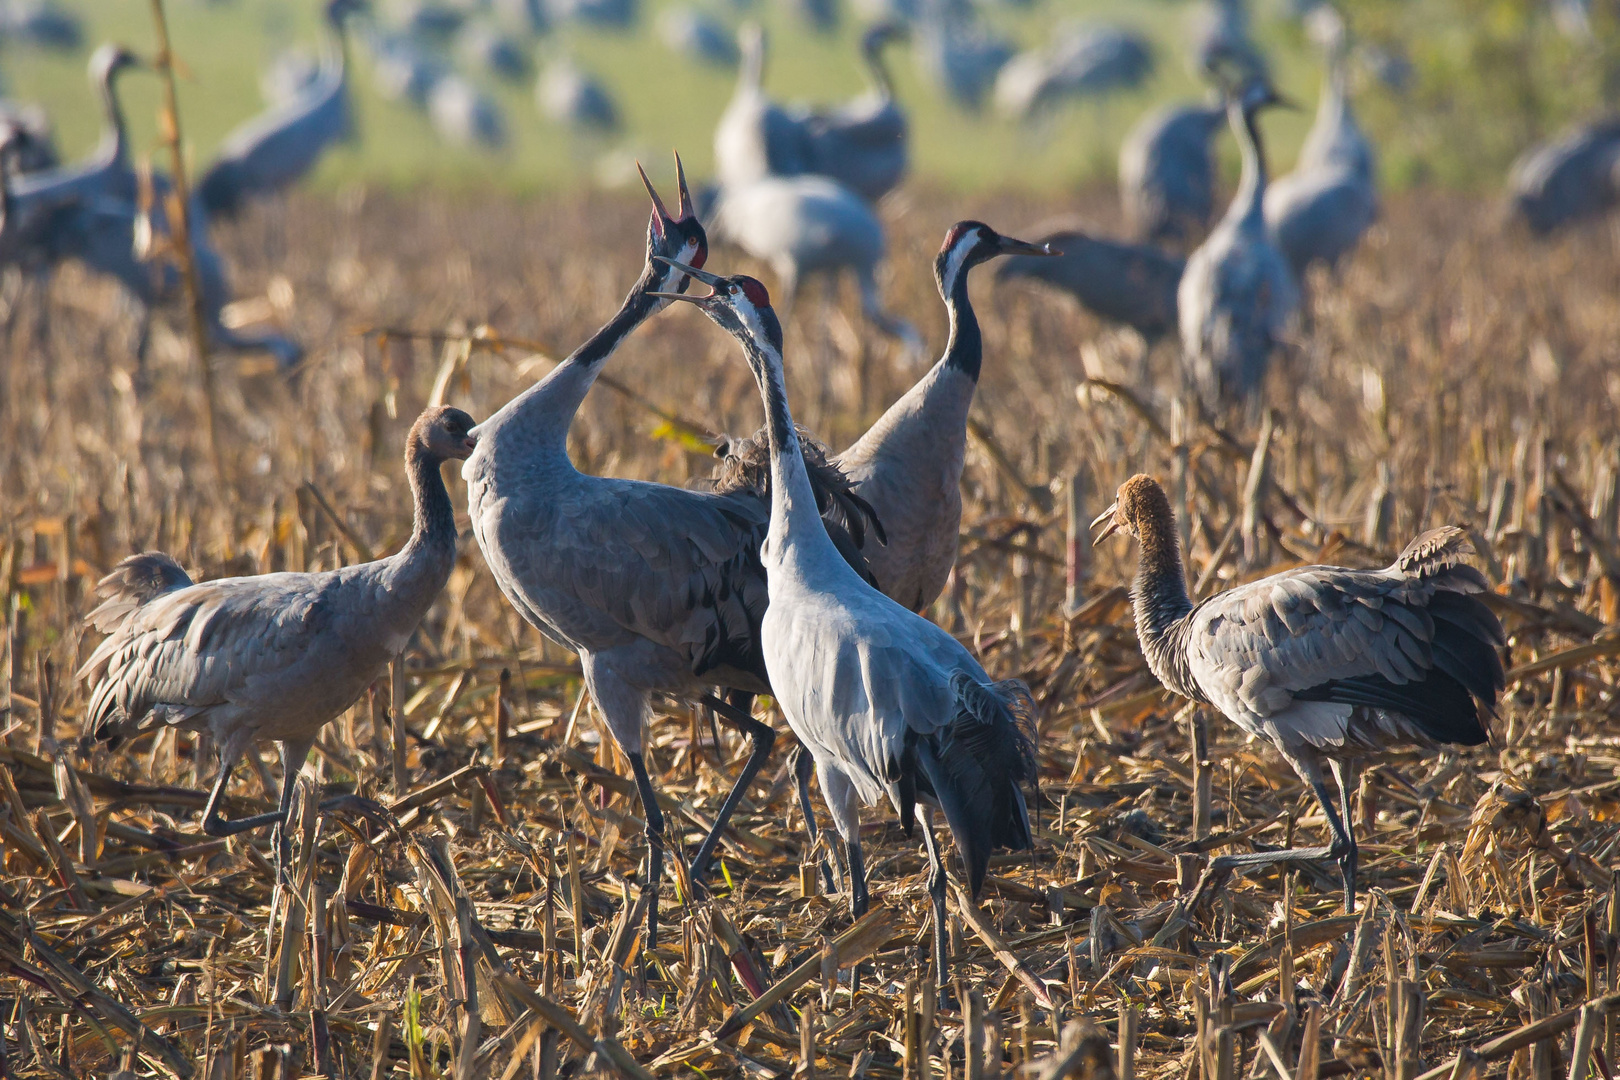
[537,59,620,133]
[194,0,364,221]
[912,6,1013,111]
[659,261,1036,988]
[458,22,533,81]
[713,24,812,188]
[429,75,508,148]
[710,175,921,350]
[1118,100,1225,246]
[658,7,738,68]
[1177,85,1298,409]
[1097,474,1504,911]
[993,24,1152,120]
[1263,6,1377,279]
[791,22,909,203]
[0,100,57,175]
[996,225,1183,341]
[3,44,144,267]
[80,407,478,884]
[1508,117,1620,236]
[707,424,887,557]
[832,221,1054,612]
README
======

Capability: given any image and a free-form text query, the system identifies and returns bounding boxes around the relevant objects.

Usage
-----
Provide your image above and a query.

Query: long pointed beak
[648,254,725,302]
[1090,503,1122,545]
[637,160,674,242]
[674,150,694,220]
[998,236,1060,258]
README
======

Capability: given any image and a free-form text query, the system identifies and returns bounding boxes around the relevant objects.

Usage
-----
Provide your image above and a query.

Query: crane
[463,160,880,943]
[1508,117,1620,235]
[1263,6,1377,280]
[713,23,811,188]
[3,44,145,267]
[993,24,1153,121]
[651,259,1037,985]
[1093,474,1504,911]
[792,21,910,203]
[710,174,921,352]
[80,406,478,888]
[193,0,366,222]
[995,224,1183,342]
[1118,99,1225,247]
[1176,82,1298,410]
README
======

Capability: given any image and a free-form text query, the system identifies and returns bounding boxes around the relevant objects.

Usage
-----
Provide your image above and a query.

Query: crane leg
[1325,760,1360,913]
[627,751,666,949]
[918,808,950,992]
[689,692,776,883]
[200,737,309,893]
[845,835,868,918]
[790,744,838,895]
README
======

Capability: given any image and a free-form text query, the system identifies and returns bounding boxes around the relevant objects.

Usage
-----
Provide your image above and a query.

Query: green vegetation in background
[6,0,1620,195]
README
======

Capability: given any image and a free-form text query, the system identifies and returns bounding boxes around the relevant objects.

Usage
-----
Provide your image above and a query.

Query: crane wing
[487,478,772,680]
[79,573,335,741]
[1184,548,1503,745]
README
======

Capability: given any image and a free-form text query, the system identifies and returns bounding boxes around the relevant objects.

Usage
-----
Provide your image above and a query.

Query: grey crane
[3,44,145,266]
[1093,474,1504,911]
[992,23,1153,121]
[827,221,1052,611]
[1118,99,1225,247]
[366,29,447,108]
[1508,117,1620,235]
[652,261,1036,985]
[1263,6,1377,280]
[658,7,738,69]
[996,224,1183,342]
[193,0,365,222]
[790,21,909,203]
[912,5,1014,111]
[537,58,620,133]
[1176,84,1298,410]
[713,24,811,188]
[0,0,81,50]
[1193,0,1268,88]
[710,174,921,351]
[80,406,478,887]
[429,75,508,147]
[261,47,323,106]
[548,0,637,31]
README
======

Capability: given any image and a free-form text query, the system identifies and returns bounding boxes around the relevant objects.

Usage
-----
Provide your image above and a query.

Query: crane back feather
[708,423,887,550]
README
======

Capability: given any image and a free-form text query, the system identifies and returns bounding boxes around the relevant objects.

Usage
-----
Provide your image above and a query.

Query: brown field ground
[2,186,1620,1078]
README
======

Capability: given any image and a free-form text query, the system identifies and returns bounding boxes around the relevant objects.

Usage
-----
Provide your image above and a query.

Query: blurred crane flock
[5,1,1620,1078]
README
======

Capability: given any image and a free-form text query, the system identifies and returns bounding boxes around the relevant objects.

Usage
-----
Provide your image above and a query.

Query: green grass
[4,0,1614,195]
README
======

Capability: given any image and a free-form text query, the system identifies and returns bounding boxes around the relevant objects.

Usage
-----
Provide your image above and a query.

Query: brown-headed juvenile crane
[652,259,1036,985]
[79,406,478,888]
[1094,474,1505,911]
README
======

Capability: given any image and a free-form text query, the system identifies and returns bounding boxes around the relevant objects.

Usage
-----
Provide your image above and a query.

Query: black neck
[99,70,127,155]
[569,278,657,373]
[941,261,983,380]
[404,445,458,553]
[747,338,797,459]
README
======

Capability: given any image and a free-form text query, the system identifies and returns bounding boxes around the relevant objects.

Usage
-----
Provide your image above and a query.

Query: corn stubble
[1,185,1619,1077]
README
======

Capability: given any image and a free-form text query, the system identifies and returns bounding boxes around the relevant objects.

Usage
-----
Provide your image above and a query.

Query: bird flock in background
[6,0,1615,999]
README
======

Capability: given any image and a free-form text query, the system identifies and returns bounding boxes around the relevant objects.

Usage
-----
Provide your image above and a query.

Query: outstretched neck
[1230,102,1267,228]
[863,38,894,99]
[749,337,840,560]
[1130,510,1196,690]
[96,69,129,166]
[940,259,983,380]
[485,278,656,454]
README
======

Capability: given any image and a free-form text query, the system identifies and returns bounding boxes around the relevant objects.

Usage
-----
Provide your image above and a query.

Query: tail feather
[85,552,193,634]
[1396,526,1485,587]
[709,424,888,548]
[914,673,1038,897]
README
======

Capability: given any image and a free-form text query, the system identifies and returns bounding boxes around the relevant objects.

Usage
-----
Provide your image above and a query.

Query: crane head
[89,44,147,87]
[934,220,1059,298]
[637,152,707,304]
[649,258,783,359]
[1091,473,1172,546]
[412,406,480,462]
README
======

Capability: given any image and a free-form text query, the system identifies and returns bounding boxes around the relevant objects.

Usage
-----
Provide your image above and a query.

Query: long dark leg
[688,692,776,883]
[627,751,665,948]
[271,738,313,892]
[845,834,868,918]
[918,809,949,991]
[200,741,294,839]
[791,745,837,893]
[1325,760,1359,914]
